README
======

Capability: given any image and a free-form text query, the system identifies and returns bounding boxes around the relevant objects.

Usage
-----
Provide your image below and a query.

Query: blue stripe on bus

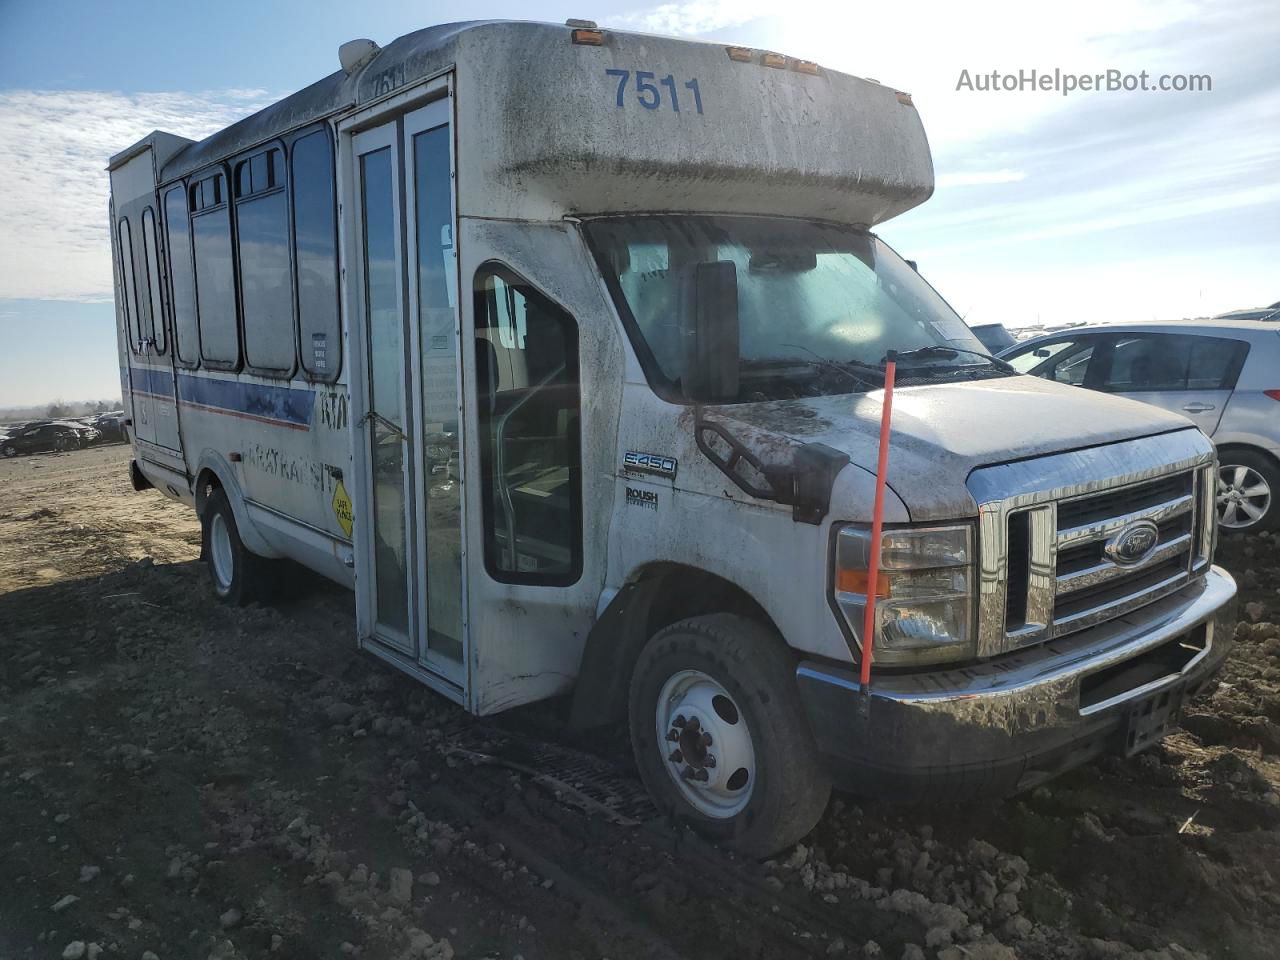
[126,365,317,430]
[175,373,315,430]
[129,365,175,398]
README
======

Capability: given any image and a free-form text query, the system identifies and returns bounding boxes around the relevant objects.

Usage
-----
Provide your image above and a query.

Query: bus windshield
[585,215,1001,403]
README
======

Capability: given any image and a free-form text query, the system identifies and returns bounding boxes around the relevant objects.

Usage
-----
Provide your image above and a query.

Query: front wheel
[1,444,16,458]
[1217,451,1278,533]
[202,489,276,605]
[629,613,831,857]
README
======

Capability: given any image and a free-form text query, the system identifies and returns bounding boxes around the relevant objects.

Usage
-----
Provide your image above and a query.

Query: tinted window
[192,202,239,365]
[1103,335,1189,391]
[1098,334,1245,392]
[117,218,141,351]
[165,186,199,364]
[141,208,166,353]
[291,131,340,379]
[236,148,294,372]
[473,267,581,584]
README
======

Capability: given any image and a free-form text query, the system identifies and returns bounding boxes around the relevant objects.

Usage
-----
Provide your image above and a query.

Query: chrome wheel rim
[654,669,755,818]
[209,512,235,592]
[1217,464,1271,530]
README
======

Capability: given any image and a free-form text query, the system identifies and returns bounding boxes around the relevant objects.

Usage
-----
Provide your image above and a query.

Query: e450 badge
[623,450,677,479]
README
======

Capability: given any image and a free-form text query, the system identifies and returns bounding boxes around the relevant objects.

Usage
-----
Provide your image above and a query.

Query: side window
[1102,334,1189,392]
[1186,337,1248,389]
[164,185,200,364]
[1008,339,1094,385]
[117,217,141,351]
[190,171,240,365]
[234,146,294,372]
[291,130,341,379]
[141,208,166,354]
[473,266,582,585]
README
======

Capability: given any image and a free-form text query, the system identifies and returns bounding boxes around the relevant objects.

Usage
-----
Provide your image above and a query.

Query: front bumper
[797,565,1238,799]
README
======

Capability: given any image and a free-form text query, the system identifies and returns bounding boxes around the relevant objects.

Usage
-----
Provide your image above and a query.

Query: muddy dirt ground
[3,445,1279,960]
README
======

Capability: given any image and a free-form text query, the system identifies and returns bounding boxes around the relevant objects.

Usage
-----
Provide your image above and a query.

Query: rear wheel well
[569,564,786,730]
[194,468,224,517]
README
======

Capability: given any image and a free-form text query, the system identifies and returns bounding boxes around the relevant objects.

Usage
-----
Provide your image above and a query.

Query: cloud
[936,170,1027,188]
[0,88,274,301]
[613,0,771,36]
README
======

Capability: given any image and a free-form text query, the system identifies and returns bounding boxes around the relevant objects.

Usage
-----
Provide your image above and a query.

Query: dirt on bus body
[2,444,1279,960]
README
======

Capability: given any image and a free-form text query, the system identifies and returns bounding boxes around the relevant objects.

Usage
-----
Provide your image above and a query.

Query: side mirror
[680,260,739,402]
[1033,348,1051,358]
[905,259,919,272]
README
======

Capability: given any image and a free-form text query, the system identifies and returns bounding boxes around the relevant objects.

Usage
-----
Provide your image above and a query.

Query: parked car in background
[1002,318,1280,532]
[0,422,99,457]
[91,412,128,443]
[968,322,1018,353]
[1212,302,1279,323]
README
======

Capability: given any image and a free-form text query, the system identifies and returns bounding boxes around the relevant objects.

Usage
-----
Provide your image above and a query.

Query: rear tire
[202,488,276,605]
[1217,450,1278,534]
[629,613,831,858]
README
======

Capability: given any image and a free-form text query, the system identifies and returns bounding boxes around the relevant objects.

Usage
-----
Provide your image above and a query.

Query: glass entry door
[350,96,465,690]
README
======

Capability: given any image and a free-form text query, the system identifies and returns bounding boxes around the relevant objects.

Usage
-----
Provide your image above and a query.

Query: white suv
[1002,318,1280,533]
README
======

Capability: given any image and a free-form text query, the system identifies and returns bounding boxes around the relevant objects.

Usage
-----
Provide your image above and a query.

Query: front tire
[1217,450,1278,533]
[1,444,16,458]
[629,613,831,857]
[202,489,275,605]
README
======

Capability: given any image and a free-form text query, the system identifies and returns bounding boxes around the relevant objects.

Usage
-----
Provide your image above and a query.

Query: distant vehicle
[89,412,128,443]
[1212,303,1279,323]
[0,422,99,457]
[968,322,1017,353]
[1002,318,1280,532]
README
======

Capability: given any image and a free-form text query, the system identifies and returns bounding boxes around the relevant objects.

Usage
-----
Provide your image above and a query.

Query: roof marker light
[794,60,821,75]
[726,46,754,62]
[761,52,789,69]
[571,27,605,45]
[895,91,915,106]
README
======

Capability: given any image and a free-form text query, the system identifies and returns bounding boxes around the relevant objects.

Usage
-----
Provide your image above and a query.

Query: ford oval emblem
[1104,520,1160,566]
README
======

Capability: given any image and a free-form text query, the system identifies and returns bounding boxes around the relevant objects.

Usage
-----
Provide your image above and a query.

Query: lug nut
[668,749,683,763]
[673,714,686,728]
[701,732,713,747]
[686,716,701,732]
[666,729,680,742]
[704,754,716,768]
[692,769,709,782]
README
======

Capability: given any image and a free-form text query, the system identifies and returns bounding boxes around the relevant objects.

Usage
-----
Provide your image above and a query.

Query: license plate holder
[1122,686,1185,757]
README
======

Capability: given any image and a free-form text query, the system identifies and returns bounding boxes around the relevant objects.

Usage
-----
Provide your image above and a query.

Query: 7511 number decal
[605,69,704,114]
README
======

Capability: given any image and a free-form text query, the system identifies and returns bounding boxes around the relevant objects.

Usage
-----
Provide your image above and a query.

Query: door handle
[1182,402,1216,414]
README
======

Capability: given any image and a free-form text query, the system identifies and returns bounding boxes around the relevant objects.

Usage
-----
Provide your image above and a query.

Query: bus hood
[697,375,1196,522]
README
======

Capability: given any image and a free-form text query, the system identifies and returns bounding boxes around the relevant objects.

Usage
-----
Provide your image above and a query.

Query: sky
[0,0,1276,406]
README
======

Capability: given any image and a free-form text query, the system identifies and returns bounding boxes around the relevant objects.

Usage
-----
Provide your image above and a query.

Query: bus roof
[114,19,935,227]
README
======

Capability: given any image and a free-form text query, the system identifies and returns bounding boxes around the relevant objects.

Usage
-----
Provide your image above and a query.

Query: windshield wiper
[886,345,1017,374]
[770,346,886,389]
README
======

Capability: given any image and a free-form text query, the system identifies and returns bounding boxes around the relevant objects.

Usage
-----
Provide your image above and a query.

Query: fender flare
[192,450,283,559]
[568,578,667,730]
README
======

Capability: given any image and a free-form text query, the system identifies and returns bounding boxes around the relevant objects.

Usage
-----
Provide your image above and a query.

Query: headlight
[832,523,976,667]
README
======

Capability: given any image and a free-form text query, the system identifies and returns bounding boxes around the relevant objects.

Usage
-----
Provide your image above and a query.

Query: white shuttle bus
[110,19,1238,854]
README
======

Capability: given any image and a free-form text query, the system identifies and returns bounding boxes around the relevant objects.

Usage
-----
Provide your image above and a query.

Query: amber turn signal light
[835,568,891,597]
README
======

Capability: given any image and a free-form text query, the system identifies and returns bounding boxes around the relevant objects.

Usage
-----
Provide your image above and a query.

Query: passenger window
[191,171,239,365]
[473,267,582,585]
[291,130,341,379]
[1186,337,1247,389]
[1102,335,1189,392]
[117,218,141,351]
[1008,339,1093,385]
[141,208,166,354]
[235,145,294,372]
[164,185,200,364]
